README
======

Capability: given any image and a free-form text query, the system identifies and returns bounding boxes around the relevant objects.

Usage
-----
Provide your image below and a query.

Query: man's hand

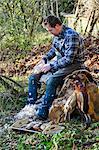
[41,64,51,73]
[33,59,45,74]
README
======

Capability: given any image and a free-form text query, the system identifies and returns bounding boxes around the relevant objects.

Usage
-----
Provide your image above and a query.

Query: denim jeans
[27,73,42,104]
[27,63,82,119]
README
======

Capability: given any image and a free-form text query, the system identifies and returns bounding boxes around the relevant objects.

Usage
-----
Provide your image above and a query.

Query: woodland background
[0,0,99,149]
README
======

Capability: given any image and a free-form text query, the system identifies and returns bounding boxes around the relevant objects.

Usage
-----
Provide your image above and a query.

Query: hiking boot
[14,104,37,120]
[36,105,49,120]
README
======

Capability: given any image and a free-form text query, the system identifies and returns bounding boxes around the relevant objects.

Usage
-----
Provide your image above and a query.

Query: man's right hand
[33,59,45,74]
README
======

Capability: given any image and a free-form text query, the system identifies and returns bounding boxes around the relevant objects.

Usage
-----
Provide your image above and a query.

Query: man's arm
[43,47,56,63]
[50,34,80,71]
[40,46,56,73]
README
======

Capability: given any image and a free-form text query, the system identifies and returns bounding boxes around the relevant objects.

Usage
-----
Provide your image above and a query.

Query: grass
[0,118,99,150]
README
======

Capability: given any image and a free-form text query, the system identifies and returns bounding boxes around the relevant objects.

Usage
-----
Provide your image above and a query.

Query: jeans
[27,73,64,105]
[27,73,42,104]
[27,63,82,119]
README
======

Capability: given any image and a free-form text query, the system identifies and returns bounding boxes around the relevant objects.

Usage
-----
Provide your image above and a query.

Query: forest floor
[0,36,99,150]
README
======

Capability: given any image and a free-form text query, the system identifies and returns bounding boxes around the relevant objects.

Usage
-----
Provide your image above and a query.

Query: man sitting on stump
[16,15,85,120]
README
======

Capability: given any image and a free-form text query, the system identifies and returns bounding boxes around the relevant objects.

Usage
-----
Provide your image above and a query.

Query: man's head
[43,15,63,36]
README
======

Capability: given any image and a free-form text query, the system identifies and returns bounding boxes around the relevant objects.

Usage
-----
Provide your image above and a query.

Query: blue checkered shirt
[43,25,84,71]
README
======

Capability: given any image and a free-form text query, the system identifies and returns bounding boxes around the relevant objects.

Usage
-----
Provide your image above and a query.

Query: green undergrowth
[0,119,99,150]
[0,31,52,51]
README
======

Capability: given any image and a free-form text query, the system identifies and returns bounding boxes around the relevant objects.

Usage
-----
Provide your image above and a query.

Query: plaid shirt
[43,25,84,71]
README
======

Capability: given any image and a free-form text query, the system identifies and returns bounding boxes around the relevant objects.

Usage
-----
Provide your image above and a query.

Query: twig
[0,75,23,88]
[0,76,19,94]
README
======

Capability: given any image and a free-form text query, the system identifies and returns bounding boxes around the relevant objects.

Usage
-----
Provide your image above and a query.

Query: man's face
[44,23,61,36]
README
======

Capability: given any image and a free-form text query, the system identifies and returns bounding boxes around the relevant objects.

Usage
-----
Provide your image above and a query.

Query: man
[16,15,84,120]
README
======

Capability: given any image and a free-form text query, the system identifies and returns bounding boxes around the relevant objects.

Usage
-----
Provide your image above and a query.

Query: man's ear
[55,24,60,29]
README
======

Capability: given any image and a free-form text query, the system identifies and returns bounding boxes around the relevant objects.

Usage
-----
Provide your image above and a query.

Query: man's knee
[29,74,36,81]
[46,77,58,87]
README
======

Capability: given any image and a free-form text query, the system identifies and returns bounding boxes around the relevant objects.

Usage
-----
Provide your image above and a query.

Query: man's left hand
[41,64,51,73]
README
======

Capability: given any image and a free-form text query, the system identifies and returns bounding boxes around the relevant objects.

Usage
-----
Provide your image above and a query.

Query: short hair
[43,15,62,27]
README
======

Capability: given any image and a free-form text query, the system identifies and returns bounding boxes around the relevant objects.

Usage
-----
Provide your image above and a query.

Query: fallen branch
[0,75,23,88]
[0,75,24,95]
[0,76,19,94]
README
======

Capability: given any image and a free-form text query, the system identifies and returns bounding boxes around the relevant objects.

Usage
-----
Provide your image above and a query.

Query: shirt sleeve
[43,37,56,63]
[50,34,80,71]
[43,46,56,63]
